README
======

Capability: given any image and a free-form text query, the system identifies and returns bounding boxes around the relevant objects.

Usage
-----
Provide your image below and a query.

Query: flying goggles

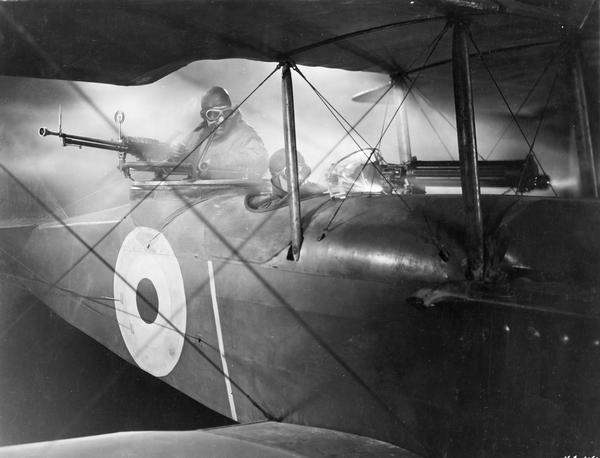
[204,106,234,123]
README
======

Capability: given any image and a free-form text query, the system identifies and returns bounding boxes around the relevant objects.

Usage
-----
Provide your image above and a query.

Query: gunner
[171,86,268,180]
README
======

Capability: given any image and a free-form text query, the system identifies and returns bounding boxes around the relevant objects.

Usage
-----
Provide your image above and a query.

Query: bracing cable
[2,144,434,455]
[414,94,456,160]
[297,23,451,237]
[466,29,559,197]
[528,71,560,156]
[299,22,450,159]
[318,148,380,237]
[296,22,450,172]
[165,183,433,455]
[378,92,392,151]
[484,48,561,160]
[296,21,451,175]
[515,69,560,195]
[293,65,376,153]
[412,85,487,161]
[309,83,394,173]
[61,171,124,213]
[371,23,450,152]
[413,86,457,130]
[0,163,275,420]
[44,65,281,298]
[5,61,426,430]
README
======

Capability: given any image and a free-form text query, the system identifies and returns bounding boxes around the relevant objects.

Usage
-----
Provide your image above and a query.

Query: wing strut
[567,35,599,198]
[452,20,484,280]
[281,62,303,261]
[391,77,412,164]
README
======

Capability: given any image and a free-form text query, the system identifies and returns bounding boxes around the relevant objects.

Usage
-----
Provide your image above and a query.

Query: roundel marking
[113,227,186,377]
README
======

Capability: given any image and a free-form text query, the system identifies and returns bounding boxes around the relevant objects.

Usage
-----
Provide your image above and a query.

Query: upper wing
[0,421,421,457]
[0,0,596,127]
[0,0,596,84]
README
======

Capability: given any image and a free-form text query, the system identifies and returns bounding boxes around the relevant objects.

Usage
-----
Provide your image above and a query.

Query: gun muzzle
[39,127,57,137]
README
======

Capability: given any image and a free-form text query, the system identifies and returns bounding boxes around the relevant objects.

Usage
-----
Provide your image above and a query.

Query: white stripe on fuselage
[207,260,238,421]
[42,220,122,228]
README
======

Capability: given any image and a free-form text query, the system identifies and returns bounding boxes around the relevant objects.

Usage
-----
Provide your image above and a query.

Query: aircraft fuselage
[6,184,600,456]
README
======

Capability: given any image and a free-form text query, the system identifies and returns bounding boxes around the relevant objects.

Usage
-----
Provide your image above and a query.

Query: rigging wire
[466,29,559,197]
[160,188,435,452]
[1,98,428,456]
[297,21,452,175]
[5,8,579,450]
[294,66,376,153]
[26,272,222,353]
[413,86,457,130]
[0,162,275,420]
[371,24,450,152]
[379,92,392,150]
[529,71,560,155]
[299,22,450,159]
[577,0,598,30]
[296,23,451,236]
[371,20,455,154]
[309,84,394,173]
[3,139,433,454]
[318,148,380,237]
[409,85,487,161]
[44,65,281,297]
[140,185,434,454]
[0,273,38,342]
[175,189,433,455]
[298,22,449,169]
[392,84,489,162]
[60,170,124,213]
[411,85,481,161]
[0,179,290,416]
[414,95,455,160]
[484,48,561,160]
[515,69,560,195]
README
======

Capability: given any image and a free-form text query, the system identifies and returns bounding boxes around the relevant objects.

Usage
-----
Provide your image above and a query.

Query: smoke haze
[0,57,577,217]
[0,56,580,446]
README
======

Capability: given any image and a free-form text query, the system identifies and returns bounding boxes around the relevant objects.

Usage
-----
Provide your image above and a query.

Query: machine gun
[400,155,550,193]
[39,110,194,179]
[327,149,550,196]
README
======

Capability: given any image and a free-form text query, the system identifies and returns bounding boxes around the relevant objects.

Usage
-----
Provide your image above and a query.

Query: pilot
[269,148,321,198]
[171,86,268,180]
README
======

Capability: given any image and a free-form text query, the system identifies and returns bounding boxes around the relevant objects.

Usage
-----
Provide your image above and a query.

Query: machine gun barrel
[39,125,189,179]
[39,127,128,152]
[406,158,549,192]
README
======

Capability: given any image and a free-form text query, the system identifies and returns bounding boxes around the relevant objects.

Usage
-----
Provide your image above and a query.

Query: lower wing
[0,422,420,457]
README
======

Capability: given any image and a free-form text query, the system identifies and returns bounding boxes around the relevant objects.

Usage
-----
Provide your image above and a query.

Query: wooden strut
[567,36,599,198]
[452,20,485,280]
[281,62,303,261]
[392,77,412,164]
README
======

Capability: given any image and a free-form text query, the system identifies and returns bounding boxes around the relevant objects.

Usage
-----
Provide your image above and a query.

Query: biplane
[0,0,598,456]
